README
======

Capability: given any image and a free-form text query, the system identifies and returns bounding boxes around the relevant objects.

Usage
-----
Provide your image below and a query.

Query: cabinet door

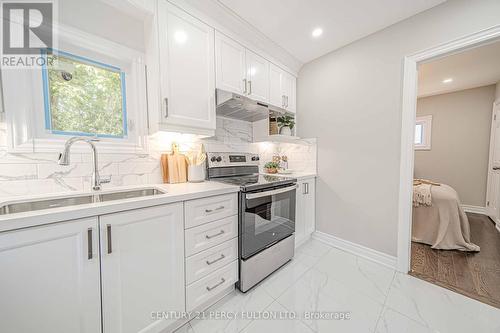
[269,63,284,108]
[294,182,306,248]
[158,1,216,130]
[215,32,246,95]
[0,218,101,333]
[246,49,269,103]
[282,72,297,113]
[100,203,185,333]
[303,178,316,234]
[295,178,316,248]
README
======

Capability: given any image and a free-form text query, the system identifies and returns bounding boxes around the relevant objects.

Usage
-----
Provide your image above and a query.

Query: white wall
[496,82,500,100]
[297,0,500,256]
[414,85,495,207]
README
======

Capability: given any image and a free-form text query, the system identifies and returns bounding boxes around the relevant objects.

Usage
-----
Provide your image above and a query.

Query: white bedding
[412,184,480,252]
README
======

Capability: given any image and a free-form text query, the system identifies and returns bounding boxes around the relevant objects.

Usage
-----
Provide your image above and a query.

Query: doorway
[397,25,500,307]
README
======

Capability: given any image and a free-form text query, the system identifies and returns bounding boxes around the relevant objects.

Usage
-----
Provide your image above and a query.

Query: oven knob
[252,156,259,161]
[216,156,222,162]
[210,156,217,162]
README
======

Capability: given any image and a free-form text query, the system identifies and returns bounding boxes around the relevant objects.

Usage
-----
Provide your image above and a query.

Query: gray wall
[496,82,500,100]
[297,0,500,256]
[414,86,495,207]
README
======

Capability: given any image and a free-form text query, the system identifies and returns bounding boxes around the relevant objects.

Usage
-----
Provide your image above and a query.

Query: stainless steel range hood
[216,89,287,122]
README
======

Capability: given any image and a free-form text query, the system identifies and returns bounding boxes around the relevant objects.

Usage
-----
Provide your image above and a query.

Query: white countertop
[0,181,240,233]
[261,172,317,180]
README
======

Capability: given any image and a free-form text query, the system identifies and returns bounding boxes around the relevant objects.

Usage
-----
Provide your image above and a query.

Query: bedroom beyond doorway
[409,39,500,309]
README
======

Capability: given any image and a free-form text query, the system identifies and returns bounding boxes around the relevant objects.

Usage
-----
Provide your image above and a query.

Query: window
[2,25,148,153]
[415,115,432,150]
[42,50,127,138]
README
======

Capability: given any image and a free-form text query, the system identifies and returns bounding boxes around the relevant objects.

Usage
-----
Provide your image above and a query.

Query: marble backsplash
[255,139,317,173]
[0,116,316,199]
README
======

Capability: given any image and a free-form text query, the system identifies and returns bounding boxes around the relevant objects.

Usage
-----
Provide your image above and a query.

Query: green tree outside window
[45,52,126,137]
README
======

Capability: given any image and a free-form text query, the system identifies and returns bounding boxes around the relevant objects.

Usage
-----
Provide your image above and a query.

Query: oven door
[240,183,297,259]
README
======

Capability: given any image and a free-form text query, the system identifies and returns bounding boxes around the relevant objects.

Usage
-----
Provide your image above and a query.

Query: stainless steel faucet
[58,137,110,191]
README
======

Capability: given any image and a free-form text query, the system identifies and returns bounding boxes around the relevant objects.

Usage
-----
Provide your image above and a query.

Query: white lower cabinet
[184,215,238,256]
[295,177,316,247]
[0,203,186,333]
[184,194,239,313]
[100,203,185,333]
[186,260,238,311]
[185,238,238,285]
[0,217,101,333]
[0,194,241,333]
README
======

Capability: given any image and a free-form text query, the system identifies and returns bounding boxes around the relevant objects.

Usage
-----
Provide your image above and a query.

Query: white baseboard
[312,231,397,269]
[496,224,500,233]
[295,233,312,248]
[461,205,487,215]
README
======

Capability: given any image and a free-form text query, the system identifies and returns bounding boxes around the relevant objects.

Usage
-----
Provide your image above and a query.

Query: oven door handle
[246,184,298,200]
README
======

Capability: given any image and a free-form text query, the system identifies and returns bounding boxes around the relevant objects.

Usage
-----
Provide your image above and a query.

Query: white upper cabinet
[245,50,270,103]
[282,71,296,113]
[157,1,216,133]
[269,63,296,113]
[215,33,270,103]
[0,218,101,333]
[269,64,283,107]
[100,203,185,333]
[215,32,247,95]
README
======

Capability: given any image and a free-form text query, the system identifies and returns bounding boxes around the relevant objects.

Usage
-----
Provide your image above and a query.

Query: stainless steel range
[207,152,297,292]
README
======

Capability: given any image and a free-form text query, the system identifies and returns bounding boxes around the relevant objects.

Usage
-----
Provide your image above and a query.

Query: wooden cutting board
[161,145,187,183]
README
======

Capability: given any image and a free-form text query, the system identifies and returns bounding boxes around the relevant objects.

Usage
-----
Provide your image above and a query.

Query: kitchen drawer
[185,215,238,257]
[186,260,238,312]
[186,238,238,285]
[185,193,238,229]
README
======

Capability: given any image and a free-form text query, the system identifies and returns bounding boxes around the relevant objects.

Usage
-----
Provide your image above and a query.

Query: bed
[412,183,480,252]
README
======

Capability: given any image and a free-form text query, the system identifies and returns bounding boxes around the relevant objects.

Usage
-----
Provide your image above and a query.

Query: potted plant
[264,161,279,174]
[277,115,295,136]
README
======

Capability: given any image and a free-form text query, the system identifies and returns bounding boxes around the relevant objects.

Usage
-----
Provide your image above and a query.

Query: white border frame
[397,25,500,273]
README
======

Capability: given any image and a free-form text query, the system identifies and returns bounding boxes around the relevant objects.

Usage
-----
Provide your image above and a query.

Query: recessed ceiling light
[312,28,323,38]
[442,78,453,83]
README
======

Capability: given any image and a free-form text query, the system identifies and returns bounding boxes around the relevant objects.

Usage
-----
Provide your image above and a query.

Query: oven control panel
[207,152,260,168]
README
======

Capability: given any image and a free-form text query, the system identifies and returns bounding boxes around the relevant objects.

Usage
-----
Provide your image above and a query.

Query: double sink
[0,188,166,215]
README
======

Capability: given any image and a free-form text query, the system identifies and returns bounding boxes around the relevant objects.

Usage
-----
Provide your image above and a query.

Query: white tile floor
[175,239,500,333]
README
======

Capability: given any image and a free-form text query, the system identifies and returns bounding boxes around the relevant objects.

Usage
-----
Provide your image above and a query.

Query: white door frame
[486,101,500,227]
[397,25,500,273]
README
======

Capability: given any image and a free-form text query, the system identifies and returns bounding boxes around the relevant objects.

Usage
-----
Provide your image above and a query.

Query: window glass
[42,50,127,138]
[415,115,432,150]
[415,123,423,144]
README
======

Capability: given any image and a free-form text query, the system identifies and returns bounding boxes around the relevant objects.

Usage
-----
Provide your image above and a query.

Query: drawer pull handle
[206,254,225,265]
[87,228,93,260]
[206,278,226,291]
[205,206,225,213]
[106,224,112,254]
[205,230,225,239]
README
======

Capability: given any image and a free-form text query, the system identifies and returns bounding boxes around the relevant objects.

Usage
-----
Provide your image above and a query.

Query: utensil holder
[188,165,205,183]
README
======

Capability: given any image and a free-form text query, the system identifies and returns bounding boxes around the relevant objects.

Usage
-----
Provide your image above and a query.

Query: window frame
[41,48,129,139]
[1,24,148,154]
[414,115,432,150]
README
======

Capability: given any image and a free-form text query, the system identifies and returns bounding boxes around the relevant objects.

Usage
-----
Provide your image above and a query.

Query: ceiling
[418,40,500,97]
[217,0,446,63]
